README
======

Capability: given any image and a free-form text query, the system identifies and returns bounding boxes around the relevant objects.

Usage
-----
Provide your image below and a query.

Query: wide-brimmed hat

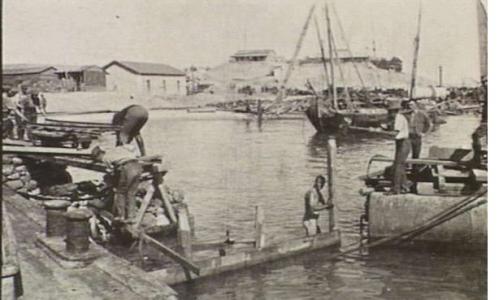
[386,99,402,110]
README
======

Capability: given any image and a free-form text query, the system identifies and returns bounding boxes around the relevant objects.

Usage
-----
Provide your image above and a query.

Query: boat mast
[313,16,333,99]
[476,0,487,123]
[325,3,338,110]
[276,4,315,102]
[476,0,487,81]
[409,2,422,100]
[331,1,366,89]
[328,12,352,108]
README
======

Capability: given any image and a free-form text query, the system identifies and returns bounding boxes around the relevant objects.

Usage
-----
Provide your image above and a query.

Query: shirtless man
[112,105,149,156]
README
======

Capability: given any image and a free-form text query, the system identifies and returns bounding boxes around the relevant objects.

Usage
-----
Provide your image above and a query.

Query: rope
[329,189,486,259]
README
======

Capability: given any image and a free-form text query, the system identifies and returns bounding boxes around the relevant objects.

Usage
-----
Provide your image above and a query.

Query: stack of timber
[24,119,121,149]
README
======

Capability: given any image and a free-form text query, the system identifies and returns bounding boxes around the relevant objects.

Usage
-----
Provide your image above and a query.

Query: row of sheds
[2,61,187,96]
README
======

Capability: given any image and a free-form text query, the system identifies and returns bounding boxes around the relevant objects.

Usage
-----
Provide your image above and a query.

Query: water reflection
[64,112,484,299]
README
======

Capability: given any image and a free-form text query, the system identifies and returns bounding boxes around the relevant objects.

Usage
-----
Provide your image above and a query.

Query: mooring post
[43,200,71,237]
[177,206,192,260]
[65,208,92,254]
[326,138,337,231]
[254,206,265,249]
[257,100,263,125]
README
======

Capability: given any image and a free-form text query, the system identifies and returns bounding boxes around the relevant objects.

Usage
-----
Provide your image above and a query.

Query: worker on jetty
[303,175,331,236]
[388,100,411,195]
[2,89,28,139]
[91,144,142,223]
[112,105,149,156]
[408,101,432,159]
[17,86,39,140]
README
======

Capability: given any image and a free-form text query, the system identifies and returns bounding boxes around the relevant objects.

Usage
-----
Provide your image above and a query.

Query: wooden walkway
[3,187,178,300]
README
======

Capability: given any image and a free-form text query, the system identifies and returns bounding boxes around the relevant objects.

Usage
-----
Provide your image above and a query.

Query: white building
[103,60,186,96]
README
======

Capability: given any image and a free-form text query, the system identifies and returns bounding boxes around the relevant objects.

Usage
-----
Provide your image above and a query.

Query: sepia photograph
[2,0,488,299]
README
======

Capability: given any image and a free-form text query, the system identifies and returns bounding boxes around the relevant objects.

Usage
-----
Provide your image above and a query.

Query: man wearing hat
[91,144,143,222]
[408,101,432,159]
[387,99,411,194]
[111,105,149,156]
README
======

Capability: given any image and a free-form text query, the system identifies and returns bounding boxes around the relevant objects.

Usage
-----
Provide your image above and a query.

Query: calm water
[65,111,485,299]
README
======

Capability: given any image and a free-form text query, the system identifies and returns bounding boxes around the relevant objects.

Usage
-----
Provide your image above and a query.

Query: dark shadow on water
[306,132,387,159]
[174,245,344,300]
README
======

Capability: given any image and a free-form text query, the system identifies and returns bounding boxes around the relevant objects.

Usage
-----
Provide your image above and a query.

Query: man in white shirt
[91,144,142,222]
[389,100,411,194]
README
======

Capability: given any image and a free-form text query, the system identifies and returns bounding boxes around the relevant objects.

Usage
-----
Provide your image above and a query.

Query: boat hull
[305,99,389,135]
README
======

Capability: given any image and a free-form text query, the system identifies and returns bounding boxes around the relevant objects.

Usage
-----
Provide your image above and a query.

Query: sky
[2,0,484,85]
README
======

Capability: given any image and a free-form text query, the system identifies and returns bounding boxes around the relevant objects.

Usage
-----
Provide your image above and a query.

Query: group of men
[302,99,433,236]
[2,85,47,140]
[390,100,432,195]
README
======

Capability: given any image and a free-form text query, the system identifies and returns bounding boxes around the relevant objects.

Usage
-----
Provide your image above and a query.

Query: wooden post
[326,139,336,231]
[254,206,265,249]
[177,206,192,260]
[257,100,263,125]
[177,206,193,280]
[152,164,178,224]
[132,185,155,232]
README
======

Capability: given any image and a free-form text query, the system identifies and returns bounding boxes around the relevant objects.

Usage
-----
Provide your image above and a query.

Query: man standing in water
[112,105,149,156]
[303,175,331,236]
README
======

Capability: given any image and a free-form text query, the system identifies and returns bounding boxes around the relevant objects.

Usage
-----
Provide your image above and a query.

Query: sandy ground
[43,91,235,114]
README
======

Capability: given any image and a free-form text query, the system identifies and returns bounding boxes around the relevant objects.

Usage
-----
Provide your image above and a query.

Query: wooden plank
[141,233,200,276]
[157,185,177,224]
[177,206,193,281]
[2,202,21,277]
[371,156,460,167]
[3,145,93,156]
[254,206,265,249]
[149,230,340,285]
[132,185,155,232]
[177,207,192,259]
[39,120,121,131]
[472,169,487,183]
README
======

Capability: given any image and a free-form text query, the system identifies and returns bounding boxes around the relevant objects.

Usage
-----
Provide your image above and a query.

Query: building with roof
[2,64,60,91]
[230,50,278,62]
[55,65,106,91]
[102,61,186,96]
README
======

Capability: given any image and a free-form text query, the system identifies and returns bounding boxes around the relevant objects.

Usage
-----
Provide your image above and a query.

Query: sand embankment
[43,91,234,115]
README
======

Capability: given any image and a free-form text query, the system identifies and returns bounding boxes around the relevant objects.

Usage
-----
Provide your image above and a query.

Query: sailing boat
[304,2,390,135]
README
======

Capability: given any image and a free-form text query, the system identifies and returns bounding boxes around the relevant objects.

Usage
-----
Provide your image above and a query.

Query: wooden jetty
[2,188,178,300]
[2,137,342,292]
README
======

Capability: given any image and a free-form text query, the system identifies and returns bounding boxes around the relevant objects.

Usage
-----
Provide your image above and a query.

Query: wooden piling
[132,185,155,232]
[177,206,192,260]
[254,206,265,249]
[326,139,336,231]
[257,100,263,125]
